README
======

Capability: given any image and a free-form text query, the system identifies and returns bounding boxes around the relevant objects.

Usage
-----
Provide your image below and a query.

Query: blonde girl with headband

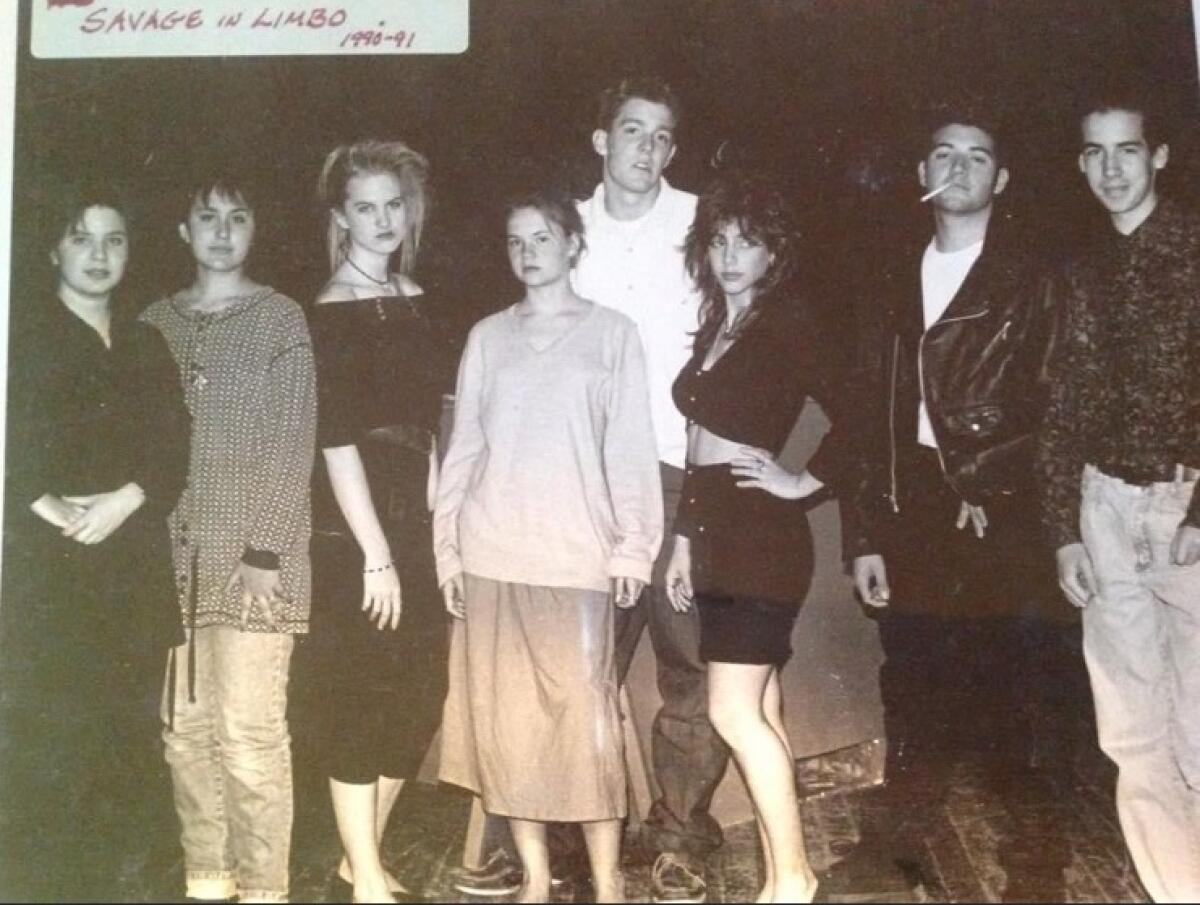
[307,140,454,903]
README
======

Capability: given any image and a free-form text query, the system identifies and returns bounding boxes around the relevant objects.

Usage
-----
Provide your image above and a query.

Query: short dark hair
[684,169,799,350]
[179,166,259,221]
[1076,84,1167,150]
[920,96,1006,166]
[504,185,587,265]
[596,75,683,133]
[37,179,133,256]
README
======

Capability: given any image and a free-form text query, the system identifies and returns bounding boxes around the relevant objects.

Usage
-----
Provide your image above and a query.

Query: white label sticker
[32,0,468,58]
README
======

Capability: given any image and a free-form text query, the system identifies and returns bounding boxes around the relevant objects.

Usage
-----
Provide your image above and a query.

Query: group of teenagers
[0,72,1197,905]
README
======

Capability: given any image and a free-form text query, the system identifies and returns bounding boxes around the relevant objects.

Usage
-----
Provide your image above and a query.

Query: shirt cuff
[241,548,281,571]
[608,555,652,585]
[436,553,463,589]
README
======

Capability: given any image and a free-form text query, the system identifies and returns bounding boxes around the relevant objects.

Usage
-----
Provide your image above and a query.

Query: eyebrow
[69,227,127,236]
[617,116,674,132]
[931,142,994,157]
[1081,139,1147,150]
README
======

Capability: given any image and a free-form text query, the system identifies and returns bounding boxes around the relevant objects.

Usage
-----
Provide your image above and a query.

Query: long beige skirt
[437,575,627,822]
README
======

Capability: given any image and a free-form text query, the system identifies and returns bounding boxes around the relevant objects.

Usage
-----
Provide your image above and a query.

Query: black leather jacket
[846,226,1058,559]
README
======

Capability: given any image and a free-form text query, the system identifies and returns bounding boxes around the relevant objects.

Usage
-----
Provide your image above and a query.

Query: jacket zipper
[888,335,900,512]
[918,309,988,499]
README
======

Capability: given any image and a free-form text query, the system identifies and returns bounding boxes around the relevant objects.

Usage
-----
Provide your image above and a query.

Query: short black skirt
[686,463,814,666]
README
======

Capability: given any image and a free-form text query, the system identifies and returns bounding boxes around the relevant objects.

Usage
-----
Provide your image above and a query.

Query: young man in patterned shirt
[1037,90,1200,903]
[142,171,317,904]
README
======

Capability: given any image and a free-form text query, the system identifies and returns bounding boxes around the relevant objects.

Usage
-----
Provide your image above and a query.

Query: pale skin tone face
[52,205,128,301]
[505,206,578,288]
[707,220,773,306]
[178,190,255,274]
[335,171,407,264]
[918,123,1009,216]
[592,97,678,199]
[1078,109,1168,235]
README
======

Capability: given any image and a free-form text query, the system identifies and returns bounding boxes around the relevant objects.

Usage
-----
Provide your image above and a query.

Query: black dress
[0,295,189,899]
[308,293,454,784]
[672,303,849,665]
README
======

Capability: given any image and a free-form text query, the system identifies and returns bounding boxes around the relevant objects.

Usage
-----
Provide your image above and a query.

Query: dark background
[8,0,1200,343]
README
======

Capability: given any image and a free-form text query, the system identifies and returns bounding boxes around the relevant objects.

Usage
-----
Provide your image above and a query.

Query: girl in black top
[308,140,452,903]
[0,185,189,900]
[664,172,847,903]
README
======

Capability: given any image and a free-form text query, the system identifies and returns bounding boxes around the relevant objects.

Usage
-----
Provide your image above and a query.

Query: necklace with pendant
[345,253,393,291]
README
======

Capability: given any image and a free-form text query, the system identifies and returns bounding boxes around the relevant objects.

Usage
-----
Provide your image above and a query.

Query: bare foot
[773,874,817,904]
[338,858,411,895]
[351,879,396,904]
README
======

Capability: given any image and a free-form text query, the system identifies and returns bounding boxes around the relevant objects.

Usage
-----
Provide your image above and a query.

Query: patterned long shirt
[1037,199,1200,549]
[141,288,317,633]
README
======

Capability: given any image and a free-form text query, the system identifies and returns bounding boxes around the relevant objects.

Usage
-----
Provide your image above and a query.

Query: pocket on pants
[1145,482,1200,611]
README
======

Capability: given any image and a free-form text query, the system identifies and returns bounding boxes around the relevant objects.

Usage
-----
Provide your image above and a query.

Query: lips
[720,271,743,282]
[209,245,234,255]
[376,231,396,241]
[83,268,111,280]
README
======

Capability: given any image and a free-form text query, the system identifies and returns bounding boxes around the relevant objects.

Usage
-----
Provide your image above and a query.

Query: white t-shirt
[573,179,701,470]
[917,238,983,449]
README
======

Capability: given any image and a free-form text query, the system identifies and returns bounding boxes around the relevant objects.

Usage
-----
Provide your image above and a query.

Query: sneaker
[651,852,707,904]
[448,848,522,897]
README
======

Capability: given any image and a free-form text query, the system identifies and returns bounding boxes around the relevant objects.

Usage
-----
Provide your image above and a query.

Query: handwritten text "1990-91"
[75,6,416,47]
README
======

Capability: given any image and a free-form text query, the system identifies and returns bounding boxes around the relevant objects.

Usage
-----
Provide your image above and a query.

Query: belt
[1100,462,1200,486]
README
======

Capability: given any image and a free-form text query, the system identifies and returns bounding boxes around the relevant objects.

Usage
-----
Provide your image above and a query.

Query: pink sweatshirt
[434,303,663,592]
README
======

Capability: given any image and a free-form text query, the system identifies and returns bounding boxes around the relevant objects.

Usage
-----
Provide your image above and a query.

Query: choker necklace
[345,253,392,289]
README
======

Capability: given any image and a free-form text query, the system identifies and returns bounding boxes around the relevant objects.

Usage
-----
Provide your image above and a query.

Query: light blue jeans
[1080,465,1200,903]
[161,626,295,902]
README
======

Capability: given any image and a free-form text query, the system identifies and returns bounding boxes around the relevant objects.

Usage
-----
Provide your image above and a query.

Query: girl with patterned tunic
[141,172,316,904]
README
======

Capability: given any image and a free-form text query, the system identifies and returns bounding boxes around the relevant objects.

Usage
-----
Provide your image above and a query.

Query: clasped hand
[31,483,145,545]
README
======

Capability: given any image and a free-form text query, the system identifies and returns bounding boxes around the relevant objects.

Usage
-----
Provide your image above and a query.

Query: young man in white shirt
[573,76,727,905]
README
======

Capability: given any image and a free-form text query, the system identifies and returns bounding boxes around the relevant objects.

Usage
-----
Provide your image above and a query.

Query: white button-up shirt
[574,179,701,469]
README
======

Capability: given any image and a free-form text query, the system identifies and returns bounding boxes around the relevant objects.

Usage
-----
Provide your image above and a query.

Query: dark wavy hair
[684,171,799,351]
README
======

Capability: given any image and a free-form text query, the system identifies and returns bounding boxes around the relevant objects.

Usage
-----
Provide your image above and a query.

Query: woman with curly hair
[663,171,849,903]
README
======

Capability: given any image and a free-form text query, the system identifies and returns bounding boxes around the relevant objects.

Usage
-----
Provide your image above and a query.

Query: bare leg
[509,818,551,903]
[339,778,411,893]
[581,819,626,903]
[330,778,395,903]
[753,670,795,901]
[708,663,817,904]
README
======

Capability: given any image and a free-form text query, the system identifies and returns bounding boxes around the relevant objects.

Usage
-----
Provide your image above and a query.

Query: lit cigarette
[920,182,953,203]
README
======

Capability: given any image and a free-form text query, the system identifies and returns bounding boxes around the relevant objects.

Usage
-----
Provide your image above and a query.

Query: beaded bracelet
[363,561,395,574]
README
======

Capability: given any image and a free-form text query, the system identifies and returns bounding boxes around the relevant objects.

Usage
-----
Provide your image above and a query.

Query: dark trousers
[859,449,1079,893]
[612,465,730,857]
[0,655,175,902]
